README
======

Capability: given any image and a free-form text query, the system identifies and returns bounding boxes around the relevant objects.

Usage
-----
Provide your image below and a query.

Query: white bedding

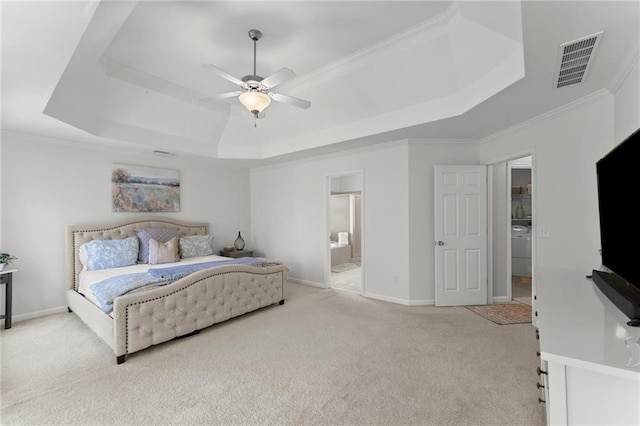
[79,254,232,310]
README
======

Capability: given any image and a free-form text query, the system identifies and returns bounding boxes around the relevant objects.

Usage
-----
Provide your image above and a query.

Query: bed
[66,216,287,364]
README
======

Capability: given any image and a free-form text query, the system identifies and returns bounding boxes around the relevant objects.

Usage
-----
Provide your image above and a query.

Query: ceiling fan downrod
[248,29,262,78]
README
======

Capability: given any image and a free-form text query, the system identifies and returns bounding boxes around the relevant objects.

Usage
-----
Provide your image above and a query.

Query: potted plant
[0,253,17,272]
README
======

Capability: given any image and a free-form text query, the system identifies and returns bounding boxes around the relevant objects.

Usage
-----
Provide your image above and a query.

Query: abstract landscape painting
[112,164,180,212]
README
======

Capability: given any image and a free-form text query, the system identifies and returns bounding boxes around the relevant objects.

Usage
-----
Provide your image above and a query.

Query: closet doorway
[325,171,363,294]
[508,156,533,306]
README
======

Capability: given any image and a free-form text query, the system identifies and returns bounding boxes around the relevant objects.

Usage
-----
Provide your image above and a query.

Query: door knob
[436,241,445,246]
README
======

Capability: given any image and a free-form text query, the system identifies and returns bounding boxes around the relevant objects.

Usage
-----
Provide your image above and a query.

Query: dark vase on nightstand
[234,231,245,250]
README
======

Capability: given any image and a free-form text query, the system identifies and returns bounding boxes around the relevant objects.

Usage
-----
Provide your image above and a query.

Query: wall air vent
[553,31,603,88]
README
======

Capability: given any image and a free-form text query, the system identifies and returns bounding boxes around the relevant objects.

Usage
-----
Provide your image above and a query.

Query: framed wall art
[112,164,180,212]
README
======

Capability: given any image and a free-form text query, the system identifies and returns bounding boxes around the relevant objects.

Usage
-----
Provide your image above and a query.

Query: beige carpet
[1,283,545,425]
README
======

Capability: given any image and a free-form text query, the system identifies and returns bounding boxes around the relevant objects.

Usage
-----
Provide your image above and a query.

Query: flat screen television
[593,127,640,325]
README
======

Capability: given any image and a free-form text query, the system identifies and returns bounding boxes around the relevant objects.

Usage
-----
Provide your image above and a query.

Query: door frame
[324,170,365,292]
[434,164,488,306]
[485,149,537,326]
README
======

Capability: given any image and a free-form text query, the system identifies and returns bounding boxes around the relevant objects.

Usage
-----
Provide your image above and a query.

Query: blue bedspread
[90,257,279,313]
[148,257,272,280]
[90,272,166,314]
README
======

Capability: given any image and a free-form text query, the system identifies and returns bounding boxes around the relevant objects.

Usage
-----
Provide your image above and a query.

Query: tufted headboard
[66,216,209,292]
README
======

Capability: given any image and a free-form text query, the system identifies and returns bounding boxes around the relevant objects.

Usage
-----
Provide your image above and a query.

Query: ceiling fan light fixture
[238,90,271,115]
[202,28,310,124]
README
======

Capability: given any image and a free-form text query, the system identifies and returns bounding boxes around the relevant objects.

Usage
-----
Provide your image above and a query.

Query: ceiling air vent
[553,31,603,88]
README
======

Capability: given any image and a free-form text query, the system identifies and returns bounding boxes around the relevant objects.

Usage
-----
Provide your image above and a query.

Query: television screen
[596,127,640,292]
[594,127,640,322]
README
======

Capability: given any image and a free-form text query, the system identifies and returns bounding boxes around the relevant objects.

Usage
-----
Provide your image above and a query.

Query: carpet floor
[1,283,545,425]
[466,303,532,325]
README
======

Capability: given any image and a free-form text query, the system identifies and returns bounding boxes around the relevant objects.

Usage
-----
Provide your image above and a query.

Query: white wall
[1,130,251,319]
[613,55,640,142]
[251,142,412,303]
[329,194,350,240]
[251,140,482,305]
[480,92,615,273]
[407,141,480,303]
[330,174,362,193]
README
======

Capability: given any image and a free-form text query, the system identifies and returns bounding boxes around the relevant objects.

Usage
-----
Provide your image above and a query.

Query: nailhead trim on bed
[123,269,285,354]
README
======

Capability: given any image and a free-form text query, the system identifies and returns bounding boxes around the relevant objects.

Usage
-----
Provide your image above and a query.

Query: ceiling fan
[200,29,311,123]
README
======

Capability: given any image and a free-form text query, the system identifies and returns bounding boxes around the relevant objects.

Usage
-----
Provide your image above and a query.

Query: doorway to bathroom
[325,172,363,294]
[509,156,533,306]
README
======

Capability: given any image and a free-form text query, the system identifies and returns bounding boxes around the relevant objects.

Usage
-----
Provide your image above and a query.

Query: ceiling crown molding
[478,88,611,145]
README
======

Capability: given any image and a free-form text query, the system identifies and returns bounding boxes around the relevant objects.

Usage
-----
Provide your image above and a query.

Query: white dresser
[536,267,640,425]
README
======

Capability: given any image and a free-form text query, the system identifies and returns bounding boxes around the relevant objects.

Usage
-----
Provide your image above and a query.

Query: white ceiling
[1,1,639,166]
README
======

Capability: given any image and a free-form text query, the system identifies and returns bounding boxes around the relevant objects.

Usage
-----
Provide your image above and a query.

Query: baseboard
[407,299,435,306]
[288,281,433,306]
[363,292,412,306]
[12,306,68,323]
[493,296,511,303]
[287,277,327,288]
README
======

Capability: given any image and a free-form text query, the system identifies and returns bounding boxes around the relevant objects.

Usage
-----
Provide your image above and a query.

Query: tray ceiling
[2,1,638,164]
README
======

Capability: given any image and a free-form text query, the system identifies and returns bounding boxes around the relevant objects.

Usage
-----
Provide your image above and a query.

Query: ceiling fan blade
[199,92,243,102]
[199,91,243,102]
[260,67,296,89]
[201,64,244,87]
[270,92,311,109]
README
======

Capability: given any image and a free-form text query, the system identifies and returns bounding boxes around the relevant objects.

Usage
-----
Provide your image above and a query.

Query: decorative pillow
[137,228,180,263]
[148,237,179,265]
[81,236,139,271]
[78,244,89,272]
[179,234,214,258]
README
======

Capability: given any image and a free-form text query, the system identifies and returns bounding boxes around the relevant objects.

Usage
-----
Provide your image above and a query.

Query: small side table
[0,269,16,329]
[219,250,254,258]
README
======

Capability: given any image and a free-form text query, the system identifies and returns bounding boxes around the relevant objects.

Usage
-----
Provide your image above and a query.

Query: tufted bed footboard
[112,264,286,363]
[66,217,287,364]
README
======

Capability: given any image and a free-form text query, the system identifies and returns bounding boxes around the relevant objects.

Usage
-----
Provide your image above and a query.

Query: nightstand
[0,269,16,329]
[219,250,254,258]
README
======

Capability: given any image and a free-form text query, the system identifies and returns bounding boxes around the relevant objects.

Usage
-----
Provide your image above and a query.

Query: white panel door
[434,165,487,306]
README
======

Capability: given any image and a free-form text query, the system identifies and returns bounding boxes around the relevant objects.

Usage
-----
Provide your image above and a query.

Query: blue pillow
[82,237,139,271]
[137,228,180,263]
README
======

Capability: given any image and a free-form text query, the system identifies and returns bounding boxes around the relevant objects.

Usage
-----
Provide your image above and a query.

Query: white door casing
[435,165,488,306]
